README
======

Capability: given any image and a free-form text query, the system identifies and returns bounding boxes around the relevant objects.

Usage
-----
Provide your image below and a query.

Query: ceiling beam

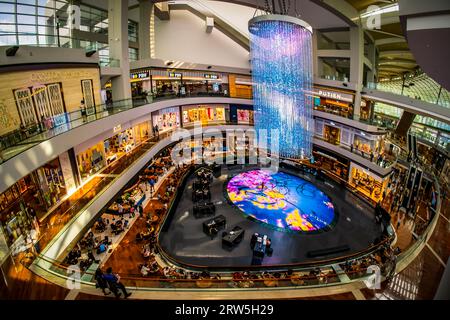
[375,37,406,46]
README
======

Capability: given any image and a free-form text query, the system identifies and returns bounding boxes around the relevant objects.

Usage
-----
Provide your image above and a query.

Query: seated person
[142,246,152,259]
[87,250,100,264]
[96,242,108,254]
[140,263,151,276]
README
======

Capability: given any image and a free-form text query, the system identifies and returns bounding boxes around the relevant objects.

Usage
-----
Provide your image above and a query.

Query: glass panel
[18,24,36,34]
[18,34,37,44]
[0,34,17,45]
[17,4,36,14]
[0,3,15,12]
[0,23,15,33]
[0,13,16,23]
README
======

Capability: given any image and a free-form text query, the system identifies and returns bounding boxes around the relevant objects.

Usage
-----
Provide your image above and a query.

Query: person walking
[94,268,111,296]
[103,267,132,298]
[149,177,155,195]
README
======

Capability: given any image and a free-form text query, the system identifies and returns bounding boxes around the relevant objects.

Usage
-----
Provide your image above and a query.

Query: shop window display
[152,107,180,133]
[349,164,388,202]
[0,158,66,246]
[182,105,227,126]
[352,134,383,156]
[104,128,135,164]
[313,95,354,119]
[237,109,254,124]
[312,150,348,180]
[323,125,341,145]
[77,142,106,181]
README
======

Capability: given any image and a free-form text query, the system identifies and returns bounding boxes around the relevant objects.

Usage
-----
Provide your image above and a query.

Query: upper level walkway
[362,87,450,125]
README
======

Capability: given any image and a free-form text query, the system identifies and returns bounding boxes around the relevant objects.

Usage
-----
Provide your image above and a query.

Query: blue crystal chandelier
[249,14,313,159]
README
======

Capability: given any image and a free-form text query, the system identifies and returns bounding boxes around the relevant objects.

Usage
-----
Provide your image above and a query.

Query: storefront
[349,162,389,202]
[152,107,180,133]
[312,146,349,180]
[0,65,101,138]
[360,99,374,121]
[104,127,135,164]
[130,70,151,99]
[0,157,68,247]
[311,87,354,119]
[133,121,151,145]
[130,69,229,98]
[182,104,228,126]
[323,124,341,145]
[228,74,252,99]
[315,118,386,155]
[77,141,106,181]
[353,132,384,155]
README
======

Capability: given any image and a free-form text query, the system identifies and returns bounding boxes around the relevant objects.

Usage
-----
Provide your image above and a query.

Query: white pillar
[68,0,81,49]
[350,26,364,120]
[108,0,132,101]
[138,0,153,60]
[366,40,377,84]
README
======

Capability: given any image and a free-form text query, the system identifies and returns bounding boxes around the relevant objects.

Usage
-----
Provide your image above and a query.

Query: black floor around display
[158,164,383,269]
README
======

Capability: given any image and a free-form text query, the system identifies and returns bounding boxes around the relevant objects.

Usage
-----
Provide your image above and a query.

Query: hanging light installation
[249,13,313,159]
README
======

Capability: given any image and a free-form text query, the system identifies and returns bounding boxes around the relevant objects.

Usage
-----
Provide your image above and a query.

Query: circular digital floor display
[226,169,335,232]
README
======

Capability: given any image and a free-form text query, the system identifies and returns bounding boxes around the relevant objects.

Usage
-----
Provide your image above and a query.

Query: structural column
[68,0,81,48]
[366,41,377,84]
[350,26,364,121]
[108,0,132,101]
[138,0,153,60]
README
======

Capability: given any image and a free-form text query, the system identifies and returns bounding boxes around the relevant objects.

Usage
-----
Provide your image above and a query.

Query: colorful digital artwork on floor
[227,169,335,232]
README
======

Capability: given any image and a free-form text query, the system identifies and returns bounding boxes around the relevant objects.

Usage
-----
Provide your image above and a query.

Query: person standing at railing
[94,268,111,296]
[39,115,46,132]
[80,100,87,123]
[103,267,132,298]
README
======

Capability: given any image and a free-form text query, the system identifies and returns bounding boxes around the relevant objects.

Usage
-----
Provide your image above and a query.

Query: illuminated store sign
[314,89,353,103]
[204,74,219,80]
[168,72,182,78]
[130,71,149,80]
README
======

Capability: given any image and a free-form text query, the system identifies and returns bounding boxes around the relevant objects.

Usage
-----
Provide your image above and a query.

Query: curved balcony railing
[366,73,450,109]
[25,161,396,293]
[0,93,232,164]
[14,123,442,297]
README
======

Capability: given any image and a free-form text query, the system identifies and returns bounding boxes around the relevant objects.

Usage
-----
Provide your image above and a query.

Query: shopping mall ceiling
[345,0,418,79]
[94,0,416,80]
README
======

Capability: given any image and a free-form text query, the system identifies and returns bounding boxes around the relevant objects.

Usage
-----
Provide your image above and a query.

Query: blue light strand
[249,18,313,159]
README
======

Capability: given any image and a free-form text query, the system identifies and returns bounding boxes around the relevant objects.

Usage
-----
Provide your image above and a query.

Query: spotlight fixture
[166,61,174,66]
[342,83,348,87]
[6,46,19,57]
[85,50,96,57]
[207,65,212,69]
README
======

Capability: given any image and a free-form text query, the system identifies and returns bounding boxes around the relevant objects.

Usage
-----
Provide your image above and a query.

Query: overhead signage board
[168,72,182,78]
[313,89,354,103]
[130,71,149,80]
[204,74,219,80]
